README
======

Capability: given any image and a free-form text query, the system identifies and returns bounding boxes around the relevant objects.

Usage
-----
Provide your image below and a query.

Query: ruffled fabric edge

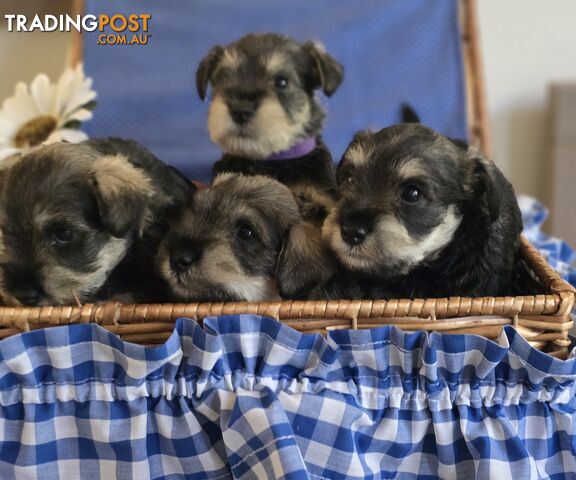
[0,315,574,410]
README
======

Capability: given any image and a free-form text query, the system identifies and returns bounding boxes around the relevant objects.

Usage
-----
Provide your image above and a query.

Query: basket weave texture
[0,237,573,356]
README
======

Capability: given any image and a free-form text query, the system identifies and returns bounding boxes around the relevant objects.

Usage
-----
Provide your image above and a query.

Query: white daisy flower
[0,64,96,162]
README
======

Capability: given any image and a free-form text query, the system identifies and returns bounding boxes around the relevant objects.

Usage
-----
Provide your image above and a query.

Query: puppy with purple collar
[196,32,344,223]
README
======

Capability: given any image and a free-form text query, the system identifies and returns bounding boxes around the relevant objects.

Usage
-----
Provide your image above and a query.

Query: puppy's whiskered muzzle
[169,248,202,274]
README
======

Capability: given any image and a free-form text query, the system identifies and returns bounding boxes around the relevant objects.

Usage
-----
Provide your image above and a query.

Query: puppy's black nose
[340,211,375,246]
[13,287,42,306]
[341,225,369,246]
[170,248,201,273]
[229,107,254,125]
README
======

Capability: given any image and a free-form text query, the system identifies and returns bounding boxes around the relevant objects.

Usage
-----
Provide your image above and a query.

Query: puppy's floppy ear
[196,45,224,100]
[277,222,338,299]
[350,129,372,144]
[166,165,198,206]
[228,174,302,232]
[448,137,470,150]
[90,154,155,237]
[463,149,505,223]
[302,42,344,96]
[336,129,371,176]
[257,179,302,232]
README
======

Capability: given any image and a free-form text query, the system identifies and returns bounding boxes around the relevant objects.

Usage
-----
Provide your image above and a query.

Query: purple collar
[266,137,316,160]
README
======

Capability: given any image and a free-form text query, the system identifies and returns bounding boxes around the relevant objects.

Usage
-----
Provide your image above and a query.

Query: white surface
[477,0,576,201]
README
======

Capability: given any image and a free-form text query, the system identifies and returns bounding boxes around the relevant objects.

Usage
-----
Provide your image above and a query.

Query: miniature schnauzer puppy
[196,32,344,223]
[0,138,194,306]
[327,124,539,298]
[281,124,540,299]
[157,173,302,302]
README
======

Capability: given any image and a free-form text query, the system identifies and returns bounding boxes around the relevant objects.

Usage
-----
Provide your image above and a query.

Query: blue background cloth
[83,0,467,181]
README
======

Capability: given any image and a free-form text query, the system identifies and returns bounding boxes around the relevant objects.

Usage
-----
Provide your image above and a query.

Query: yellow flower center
[13,115,58,148]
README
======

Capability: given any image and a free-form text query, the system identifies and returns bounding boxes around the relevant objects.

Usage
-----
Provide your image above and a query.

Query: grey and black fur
[280,123,542,299]
[157,173,302,302]
[197,32,344,223]
[0,138,195,306]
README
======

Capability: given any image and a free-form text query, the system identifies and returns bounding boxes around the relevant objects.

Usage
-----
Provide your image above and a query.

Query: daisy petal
[62,108,93,124]
[48,128,88,144]
[0,147,21,162]
[30,74,54,113]
[13,82,39,118]
[1,87,36,124]
[0,116,17,139]
[52,69,75,116]
[54,65,97,119]
[62,91,97,119]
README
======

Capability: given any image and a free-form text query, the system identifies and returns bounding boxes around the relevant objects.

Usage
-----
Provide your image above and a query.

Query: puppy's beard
[208,95,310,159]
[159,244,280,302]
[224,276,279,302]
[42,237,129,305]
[324,206,462,277]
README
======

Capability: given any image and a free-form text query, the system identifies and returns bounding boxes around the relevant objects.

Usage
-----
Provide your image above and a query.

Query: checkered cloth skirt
[0,315,575,479]
[520,195,576,289]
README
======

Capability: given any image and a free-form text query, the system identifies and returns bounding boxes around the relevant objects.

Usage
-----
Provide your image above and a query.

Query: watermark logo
[3,14,152,46]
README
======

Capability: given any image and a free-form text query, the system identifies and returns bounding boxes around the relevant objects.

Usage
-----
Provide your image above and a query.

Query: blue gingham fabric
[519,195,576,288]
[1,315,575,479]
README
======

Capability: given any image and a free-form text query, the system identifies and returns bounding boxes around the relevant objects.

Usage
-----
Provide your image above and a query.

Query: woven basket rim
[0,236,572,357]
[0,236,572,326]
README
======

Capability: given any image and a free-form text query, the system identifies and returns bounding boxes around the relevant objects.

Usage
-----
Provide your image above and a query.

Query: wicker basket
[0,237,573,356]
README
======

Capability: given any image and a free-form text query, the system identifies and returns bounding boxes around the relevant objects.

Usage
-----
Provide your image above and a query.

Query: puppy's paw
[295,193,328,224]
[292,185,336,225]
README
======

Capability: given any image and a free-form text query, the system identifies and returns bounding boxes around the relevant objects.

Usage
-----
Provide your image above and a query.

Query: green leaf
[82,100,98,111]
[63,120,82,129]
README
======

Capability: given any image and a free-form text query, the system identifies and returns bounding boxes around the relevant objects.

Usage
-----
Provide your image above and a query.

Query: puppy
[327,124,541,298]
[157,173,301,302]
[278,104,429,299]
[196,32,344,223]
[281,124,541,299]
[0,138,194,306]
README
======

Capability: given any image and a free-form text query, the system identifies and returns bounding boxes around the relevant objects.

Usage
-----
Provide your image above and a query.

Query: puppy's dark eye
[50,228,74,246]
[338,172,353,186]
[401,185,422,204]
[237,225,257,242]
[274,75,288,89]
